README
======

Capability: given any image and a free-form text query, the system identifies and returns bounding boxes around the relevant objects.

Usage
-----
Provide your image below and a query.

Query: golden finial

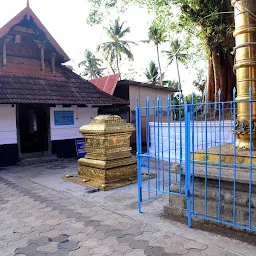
[27,0,29,7]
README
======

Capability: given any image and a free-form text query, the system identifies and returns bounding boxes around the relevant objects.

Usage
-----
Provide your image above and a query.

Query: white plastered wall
[50,106,98,141]
[0,104,17,145]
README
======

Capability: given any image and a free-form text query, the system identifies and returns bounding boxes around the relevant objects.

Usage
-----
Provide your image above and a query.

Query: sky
[0,0,206,95]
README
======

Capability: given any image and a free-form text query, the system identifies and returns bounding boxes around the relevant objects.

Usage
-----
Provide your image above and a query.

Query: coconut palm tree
[78,49,105,79]
[97,18,137,78]
[144,61,160,83]
[145,22,167,86]
[162,39,187,91]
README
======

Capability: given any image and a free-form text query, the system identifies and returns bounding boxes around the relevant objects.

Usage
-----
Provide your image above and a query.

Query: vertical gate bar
[249,87,253,229]
[204,93,208,218]
[160,98,165,192]
[153,100,157,196]
[167,95,171,192]
[210,101,213,148]
[230,100,233,143]
[222,101,225,145]
[146,97,150,199]
[196,102,199,150]
[200,100,203,149]
[192,94,195,214]
[157,97,161,194]
[214,102,217,146]
[136,99,142,213]
[185,104,191,228]
[233,87,237,225]
[218,89,222,221]
[179,93,183,192]
[174,104,177,164]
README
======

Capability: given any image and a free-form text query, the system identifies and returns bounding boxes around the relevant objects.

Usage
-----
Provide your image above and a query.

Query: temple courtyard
[0,159,255,256]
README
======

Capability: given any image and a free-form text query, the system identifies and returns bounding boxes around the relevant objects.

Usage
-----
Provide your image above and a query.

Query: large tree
[163,39,188,91]
[78,49,105,79]
[87,0,236,102]
[97,18,137,78]
[178,0,235,102]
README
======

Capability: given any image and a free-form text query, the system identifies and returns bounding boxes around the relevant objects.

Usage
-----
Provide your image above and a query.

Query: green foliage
[192,70,206,97]
[163,39,188,66]
[166,80,180,90]
[78,49,105,78]
[97,18,137,76]
[144,21,167,86]
[184,93,202,104]
[86,0,234,66]
[148,22,167,46]
[144,61,159,83]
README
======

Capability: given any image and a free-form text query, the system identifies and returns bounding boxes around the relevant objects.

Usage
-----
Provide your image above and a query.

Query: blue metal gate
[136,89,256,232]
[136,95,191,227]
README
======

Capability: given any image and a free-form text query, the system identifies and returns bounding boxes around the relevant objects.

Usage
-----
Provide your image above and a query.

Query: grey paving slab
[130,240,150,250]
[38,242,59,253]
[28,236,52,245]
[57,240,80,251]
[46,249,69,256]
[51,234,69,243]
[105,229,124,237]
[15,244,38,254]
[117,234,135,244]
[144,246,168,256]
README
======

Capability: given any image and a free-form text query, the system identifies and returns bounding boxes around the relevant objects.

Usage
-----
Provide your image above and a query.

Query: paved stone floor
[0,159,256,256]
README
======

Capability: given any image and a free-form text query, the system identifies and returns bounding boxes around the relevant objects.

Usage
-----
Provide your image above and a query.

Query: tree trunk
[116,53,121,79]
[226,53,236,101]
[176,57,182,91]
[212,50,222,102]
[156,44,163,86]
[207,57,215,102]
[219,51,226,101]
[208,49,235,103]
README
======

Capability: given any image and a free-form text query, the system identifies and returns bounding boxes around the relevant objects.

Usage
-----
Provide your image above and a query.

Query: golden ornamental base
[62,172,154,191]
[194,144,256,166]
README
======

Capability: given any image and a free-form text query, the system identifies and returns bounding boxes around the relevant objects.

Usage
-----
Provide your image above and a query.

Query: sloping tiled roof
[0,62,128,105]
[117,80,178,92]
[89,74,120,95]
[0,5,70,62]
[90,75,178,95]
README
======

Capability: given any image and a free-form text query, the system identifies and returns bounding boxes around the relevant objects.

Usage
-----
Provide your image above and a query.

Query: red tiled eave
[89,74,120,95]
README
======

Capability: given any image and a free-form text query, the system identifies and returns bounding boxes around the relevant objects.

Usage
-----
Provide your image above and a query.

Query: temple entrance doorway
[17,104,51,157]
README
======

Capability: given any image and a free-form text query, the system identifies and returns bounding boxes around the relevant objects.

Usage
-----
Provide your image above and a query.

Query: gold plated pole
[232,0,256,149]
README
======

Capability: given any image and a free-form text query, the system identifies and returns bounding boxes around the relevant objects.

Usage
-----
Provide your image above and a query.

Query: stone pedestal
[164,145,256,227]
[63,115,137,190]
[164,149,256,229]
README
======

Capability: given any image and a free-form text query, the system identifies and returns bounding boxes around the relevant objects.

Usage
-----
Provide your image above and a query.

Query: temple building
[0,4,127,167]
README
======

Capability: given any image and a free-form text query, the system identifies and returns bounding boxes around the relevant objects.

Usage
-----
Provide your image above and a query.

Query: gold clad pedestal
[63,115,144,191]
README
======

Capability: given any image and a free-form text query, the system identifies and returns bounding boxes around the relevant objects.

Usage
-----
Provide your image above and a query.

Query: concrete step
[174,163,256,185]
[19,155,58,166]
[147,158,256,185]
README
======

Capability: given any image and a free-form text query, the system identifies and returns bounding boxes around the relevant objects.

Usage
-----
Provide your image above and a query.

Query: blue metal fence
[136,89,256,232]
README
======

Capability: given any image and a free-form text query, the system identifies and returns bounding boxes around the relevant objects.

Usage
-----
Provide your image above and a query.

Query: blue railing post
[136,99,142,213]
[185,104,191,228]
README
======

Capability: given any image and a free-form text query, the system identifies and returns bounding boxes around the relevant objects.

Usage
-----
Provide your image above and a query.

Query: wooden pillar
[51,53,56,73]
[2,36,12,68]
[35,41,46,71]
